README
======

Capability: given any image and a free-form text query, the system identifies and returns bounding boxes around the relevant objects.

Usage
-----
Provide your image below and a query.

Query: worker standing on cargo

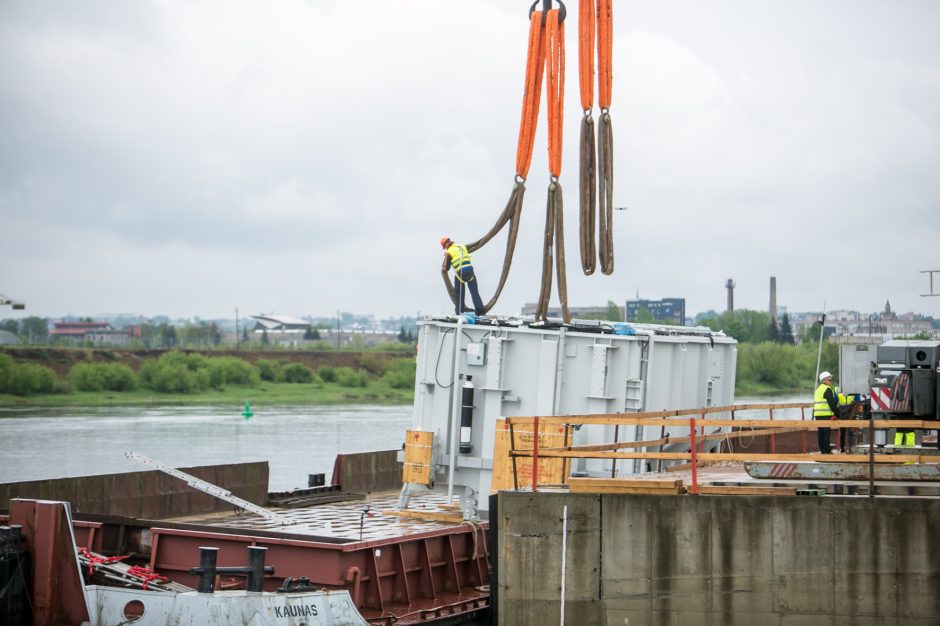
[441,237,485,316]
[814,371,840,453]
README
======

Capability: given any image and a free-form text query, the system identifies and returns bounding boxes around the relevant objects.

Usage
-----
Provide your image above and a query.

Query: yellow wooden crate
[402,430,433,485]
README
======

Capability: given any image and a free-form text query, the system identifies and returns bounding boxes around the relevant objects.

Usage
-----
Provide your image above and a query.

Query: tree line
[697,309,836,392]
[0,351,416,397]
[0,317,417,351]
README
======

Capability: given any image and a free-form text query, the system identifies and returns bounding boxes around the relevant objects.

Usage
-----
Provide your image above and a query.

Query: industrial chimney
[769,276,777,324]
[725,279,735,315]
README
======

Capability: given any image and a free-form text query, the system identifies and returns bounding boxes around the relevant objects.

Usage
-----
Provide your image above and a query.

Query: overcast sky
[1,0,938,322]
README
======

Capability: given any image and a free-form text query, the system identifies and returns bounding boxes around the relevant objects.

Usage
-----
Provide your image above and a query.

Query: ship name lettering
[274,603,319,618]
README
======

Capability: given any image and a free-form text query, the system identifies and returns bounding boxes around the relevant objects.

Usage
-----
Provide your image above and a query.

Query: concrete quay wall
[496,492,940,625]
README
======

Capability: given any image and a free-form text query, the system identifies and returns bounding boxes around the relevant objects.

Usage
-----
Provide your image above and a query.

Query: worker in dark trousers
[441,236,485,316]
[814,371,840,453]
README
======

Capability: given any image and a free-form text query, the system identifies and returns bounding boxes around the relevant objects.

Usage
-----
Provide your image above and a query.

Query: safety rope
[442,3,571,323]
[578,0,614,276]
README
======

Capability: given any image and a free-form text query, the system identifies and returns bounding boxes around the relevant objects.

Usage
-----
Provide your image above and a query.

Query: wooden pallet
[381,509,465,524]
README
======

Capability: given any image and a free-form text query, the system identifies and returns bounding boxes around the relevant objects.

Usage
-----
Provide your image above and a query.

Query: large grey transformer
[404,316,737,516]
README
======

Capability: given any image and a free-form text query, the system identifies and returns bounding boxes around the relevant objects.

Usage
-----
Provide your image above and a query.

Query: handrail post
[769,407,776,454]
[800,406,807,453]
[689,417,698,495]
[532,416,540,493]
[700,414,705,454]
[509,420,519,490]
[868,417,875,498]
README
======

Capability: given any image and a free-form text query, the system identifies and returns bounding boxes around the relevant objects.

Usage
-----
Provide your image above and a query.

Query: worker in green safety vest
[441,236,485,316]
[813,371,840,454]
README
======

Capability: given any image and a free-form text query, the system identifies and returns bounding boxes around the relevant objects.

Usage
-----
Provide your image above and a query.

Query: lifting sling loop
[578,0,614,276]
[441,2,571,323]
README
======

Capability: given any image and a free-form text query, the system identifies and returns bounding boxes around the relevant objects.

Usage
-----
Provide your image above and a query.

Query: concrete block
[709,575,775,617]
[601,575,651,601]
[772,573,836,616]
[497,491,940,624]
[602,606,674,626]
[772,500,836,575]
[896,574,940,618]
[650,498,712,579]
[675,610,782,626]
[779,614,840,626]
[896,509,939,574]
[648,576,712,614]
[600,494,653,583]
[498,492,602,625]
[710,497,775,578]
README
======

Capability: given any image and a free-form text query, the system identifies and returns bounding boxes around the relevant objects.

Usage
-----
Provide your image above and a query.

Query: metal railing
[505,403,940,494]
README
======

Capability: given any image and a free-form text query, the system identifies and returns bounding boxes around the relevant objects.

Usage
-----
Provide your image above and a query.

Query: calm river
[0,396,805,492]
[0,405,412,491]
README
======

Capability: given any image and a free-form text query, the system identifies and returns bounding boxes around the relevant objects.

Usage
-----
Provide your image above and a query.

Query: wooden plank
[568,484,684,495]
[504,402,813,425]
[491,419,570,493]
[567,477,682,489]
[506,416,940,429]
[402,430,433,485]
[381,509,464,524]
[696,485,797,496]
[546,426,805,453]
[568,483,685,495]
[512,450,931,464]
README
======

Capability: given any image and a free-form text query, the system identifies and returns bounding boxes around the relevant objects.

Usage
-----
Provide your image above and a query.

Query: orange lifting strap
[578,0,614,276]
[442,3,571,323]
[516,8,565,180]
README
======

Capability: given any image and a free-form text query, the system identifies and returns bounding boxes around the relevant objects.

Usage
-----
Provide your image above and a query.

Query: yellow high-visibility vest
[814,383,835,418]
[446,243,472,271]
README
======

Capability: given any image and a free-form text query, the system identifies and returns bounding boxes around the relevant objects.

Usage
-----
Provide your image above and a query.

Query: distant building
[0,330,19,345]
[790,301,935,341]
[251,314,310,346]
[626,298,686,325]
[49,321,131,346]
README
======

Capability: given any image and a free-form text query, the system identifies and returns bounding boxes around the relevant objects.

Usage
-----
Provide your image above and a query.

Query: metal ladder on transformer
[125,451,291,525]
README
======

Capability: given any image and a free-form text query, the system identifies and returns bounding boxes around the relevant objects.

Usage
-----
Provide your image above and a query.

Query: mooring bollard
[191,547,220,593]
[190,545,275,593]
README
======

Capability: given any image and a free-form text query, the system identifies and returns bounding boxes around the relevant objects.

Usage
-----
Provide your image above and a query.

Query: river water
[0,396,806,492]
[0,404,412,491]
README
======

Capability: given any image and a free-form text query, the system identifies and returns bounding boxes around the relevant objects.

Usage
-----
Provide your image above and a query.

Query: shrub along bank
[0,349,417,405]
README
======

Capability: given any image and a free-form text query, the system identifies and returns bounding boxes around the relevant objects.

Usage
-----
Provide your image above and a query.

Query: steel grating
[169,492,466,542]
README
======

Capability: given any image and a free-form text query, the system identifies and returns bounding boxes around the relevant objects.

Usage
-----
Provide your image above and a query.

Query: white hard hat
[819,371,833,382]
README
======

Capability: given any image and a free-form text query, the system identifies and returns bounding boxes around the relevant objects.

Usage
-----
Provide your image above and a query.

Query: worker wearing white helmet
[813,371,839,454]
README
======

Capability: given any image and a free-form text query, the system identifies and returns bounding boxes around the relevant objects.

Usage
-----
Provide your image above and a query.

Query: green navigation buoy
[242,402,253,419]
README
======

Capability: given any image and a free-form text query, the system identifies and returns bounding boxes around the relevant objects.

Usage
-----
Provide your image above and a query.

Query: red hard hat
[440,236,452,248]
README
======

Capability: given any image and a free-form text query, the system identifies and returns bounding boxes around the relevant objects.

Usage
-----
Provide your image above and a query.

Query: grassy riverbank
[733,379,815,397]
[0,379,413,408]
